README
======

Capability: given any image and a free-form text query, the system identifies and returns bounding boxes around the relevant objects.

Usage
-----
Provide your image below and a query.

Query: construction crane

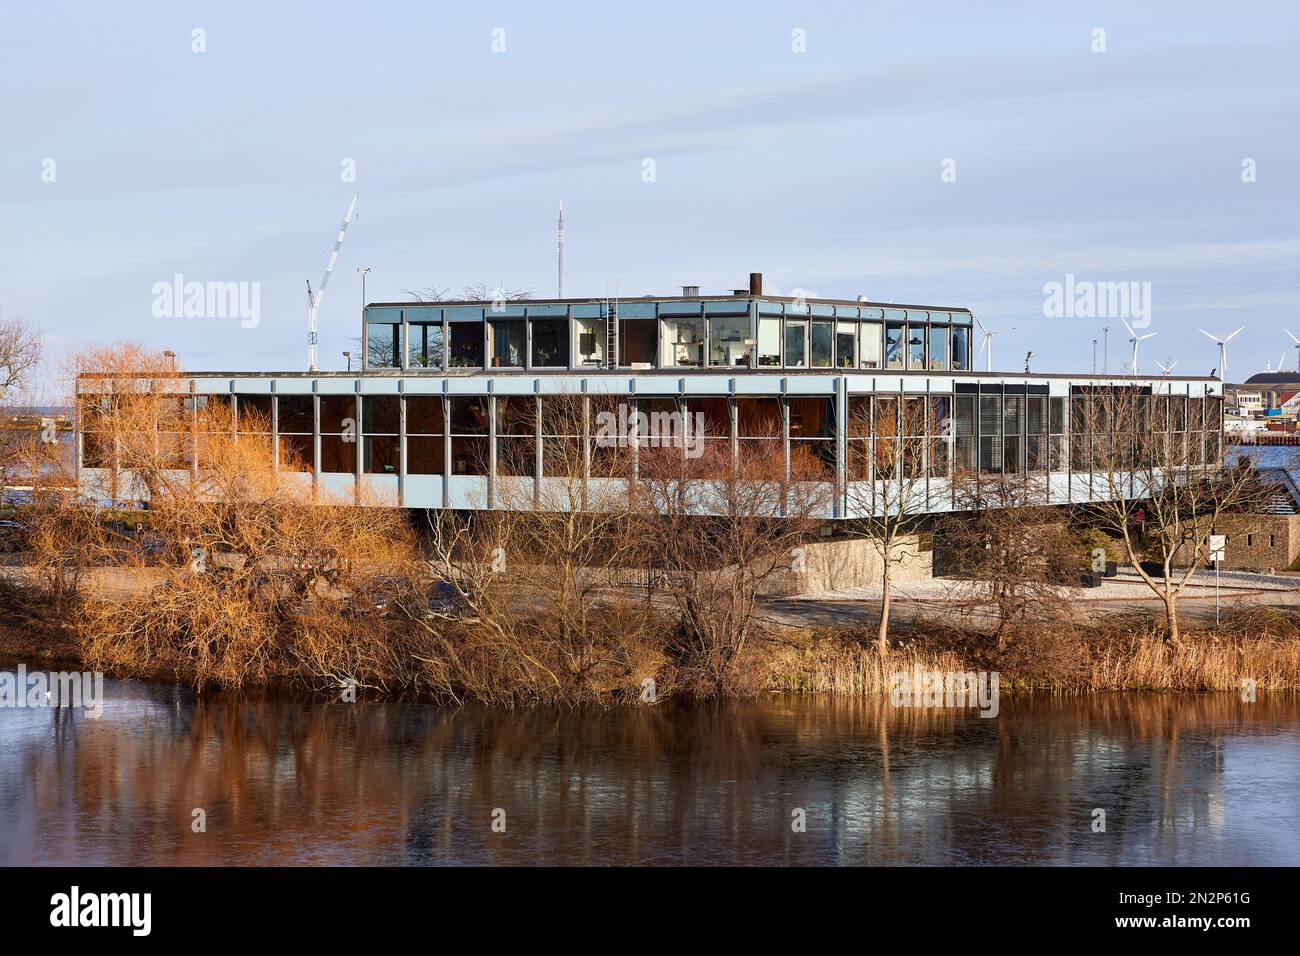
[306,192,359,372]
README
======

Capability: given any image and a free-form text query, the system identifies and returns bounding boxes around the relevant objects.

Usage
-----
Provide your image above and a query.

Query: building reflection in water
[0,682,1296,865]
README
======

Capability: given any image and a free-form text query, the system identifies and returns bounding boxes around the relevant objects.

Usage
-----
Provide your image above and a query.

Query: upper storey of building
[362,272,979,375]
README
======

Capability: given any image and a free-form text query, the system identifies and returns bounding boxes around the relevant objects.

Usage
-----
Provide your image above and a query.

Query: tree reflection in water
[1,684,1296,865]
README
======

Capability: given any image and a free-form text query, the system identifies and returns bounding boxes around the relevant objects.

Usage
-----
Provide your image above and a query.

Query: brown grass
[754,610,1300,695]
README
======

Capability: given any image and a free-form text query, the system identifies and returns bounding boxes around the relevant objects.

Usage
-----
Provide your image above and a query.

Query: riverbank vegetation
[3,343,1298,703]
[763,607,1300,695]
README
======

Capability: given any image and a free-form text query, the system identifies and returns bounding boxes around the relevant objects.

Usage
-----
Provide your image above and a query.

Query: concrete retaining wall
[759,534,932,596]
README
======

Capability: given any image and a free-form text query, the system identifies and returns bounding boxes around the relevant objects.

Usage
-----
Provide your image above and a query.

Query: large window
[406,396,444,476]
[276,395,313,473]
[1003,393,1023,474]
[574,306,607,367]
[810,321,833,368]
[979,393,1002,473]
[884,316,905,369]
[1026,394,1047,471]
[873,396,899,480]
[530,318,569,367]
[929,396,951,478]
[789,397,834,478]
[662,311,704,367]
[1049,396,1068,471]
[757,318,781,367]
[619,320,657,366]
[541,396,583,478]
[407,316,445,370]
[846,396,870,480]
[928,321,949,370]
[860,323,882,369]
[737,396,783,477]
[489,317,525,369]
[951,324,970,371]
[449,396,489,476]
[785,320,807,368]
[709,315,751,367]
[954,393,976,474]
[366,319,400,369]
[320,395,356,474]
[906,321,927,370]
[680,397,731,477]
[836,322,856,369]
[447,308,485,368]
[236,395,272,434]
[902,396,925,478]
[495,396,536,477]
[361,396,399,474]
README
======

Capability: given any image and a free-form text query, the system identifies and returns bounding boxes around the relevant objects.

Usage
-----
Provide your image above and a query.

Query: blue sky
[2,0,1298,381]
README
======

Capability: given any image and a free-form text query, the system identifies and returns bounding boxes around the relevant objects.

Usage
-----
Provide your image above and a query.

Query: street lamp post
[357,266,370,313]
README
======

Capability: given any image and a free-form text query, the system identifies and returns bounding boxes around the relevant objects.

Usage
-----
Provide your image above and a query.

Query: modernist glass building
[77,276,1224,517]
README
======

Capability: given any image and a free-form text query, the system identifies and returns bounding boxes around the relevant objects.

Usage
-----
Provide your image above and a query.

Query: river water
[1,678,1296,866]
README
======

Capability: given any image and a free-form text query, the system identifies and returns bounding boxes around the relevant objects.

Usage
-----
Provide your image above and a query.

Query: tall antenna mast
[556,200,565,298]
[307,191,359,372]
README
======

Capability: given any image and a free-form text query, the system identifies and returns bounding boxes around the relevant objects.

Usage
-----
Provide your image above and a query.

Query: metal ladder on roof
[606,296,618,368]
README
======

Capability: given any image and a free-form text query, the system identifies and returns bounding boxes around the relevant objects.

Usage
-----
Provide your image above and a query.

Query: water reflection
[1,683,1296,865]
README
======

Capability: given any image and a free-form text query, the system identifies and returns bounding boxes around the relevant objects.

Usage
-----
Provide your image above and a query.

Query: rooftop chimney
[749,272,763,295]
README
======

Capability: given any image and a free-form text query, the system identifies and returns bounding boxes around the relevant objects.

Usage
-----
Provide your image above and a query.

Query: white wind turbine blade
[1224,326,1245,343]
[1198,328,1223,345]
[1130,330,1156,374]
[1286,328,1300,345]
[1121,317,1136,339]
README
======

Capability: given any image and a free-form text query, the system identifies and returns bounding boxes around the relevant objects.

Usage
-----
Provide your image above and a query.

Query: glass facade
[83,379,1224,516]
[82,283,1227,522]
[361,297,977,373]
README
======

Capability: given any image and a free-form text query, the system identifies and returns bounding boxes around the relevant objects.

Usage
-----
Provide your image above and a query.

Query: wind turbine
[974,316,1014,372]
[1155,359,1178,376]
[1285,329,1300,373]
[1122,318,1156,375]
[1197,326,1244,383]
[306,191,359,373]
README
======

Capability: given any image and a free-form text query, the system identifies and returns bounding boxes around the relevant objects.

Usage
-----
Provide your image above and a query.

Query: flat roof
[77,369,1218,383]
[365,294,975,314]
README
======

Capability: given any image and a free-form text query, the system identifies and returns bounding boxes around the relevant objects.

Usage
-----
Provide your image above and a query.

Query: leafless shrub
[634,438,830,696]
[940,474,1079,648]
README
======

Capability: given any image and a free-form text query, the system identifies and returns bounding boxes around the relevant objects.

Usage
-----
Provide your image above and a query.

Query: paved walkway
[759,571,1300,628]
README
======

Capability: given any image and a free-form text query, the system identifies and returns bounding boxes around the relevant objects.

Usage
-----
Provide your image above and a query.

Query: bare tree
[1081,385,1262,643]
[842,394,936,652]
[0,315,42,402]
[942,474,1077,647]
[635,433,829,695]
[400,285,451,302]
[0,315,48,500]
[459,282,534,302]
[402,283,534,303]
